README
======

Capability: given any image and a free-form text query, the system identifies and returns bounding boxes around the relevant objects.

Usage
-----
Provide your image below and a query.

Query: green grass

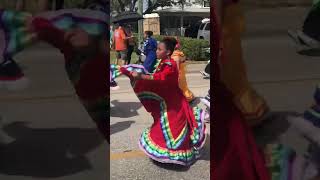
[110,50,139,64]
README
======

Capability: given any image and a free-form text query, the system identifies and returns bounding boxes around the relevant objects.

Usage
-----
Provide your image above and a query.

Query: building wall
[168,0,311,8]
[169,0,209,9]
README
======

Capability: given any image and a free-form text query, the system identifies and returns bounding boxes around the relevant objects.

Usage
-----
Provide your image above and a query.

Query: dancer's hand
[65,28,91,48]
[131,72,142,80]
[131,71,138,78]
[25,16,34,32]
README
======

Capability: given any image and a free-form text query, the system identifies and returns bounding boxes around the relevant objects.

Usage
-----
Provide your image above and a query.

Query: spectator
[184,24,191,37]
[142,31,157,72]
[124,24,135,64]
[110,25,113,48]
[113,23,128,66]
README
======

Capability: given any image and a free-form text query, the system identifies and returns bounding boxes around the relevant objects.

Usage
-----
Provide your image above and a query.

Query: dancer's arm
[31,17,66,50]
[172,51,186,71]
[132,62,177,85]
[31,17,105,55]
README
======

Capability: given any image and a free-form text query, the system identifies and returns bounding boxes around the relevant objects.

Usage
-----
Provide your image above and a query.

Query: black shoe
[200,95,210,108]
[0,58,28,90]
[204,93,210,101]
[200,71,210,79]
[110,80,120,90]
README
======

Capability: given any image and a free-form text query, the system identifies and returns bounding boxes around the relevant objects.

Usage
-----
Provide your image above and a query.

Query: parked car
[197,18,210,41]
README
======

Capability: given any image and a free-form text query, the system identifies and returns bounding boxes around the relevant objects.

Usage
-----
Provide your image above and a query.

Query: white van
[197,18,210,41]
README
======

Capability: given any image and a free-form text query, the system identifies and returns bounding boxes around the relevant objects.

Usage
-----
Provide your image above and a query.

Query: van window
[199,23,205,30]
[205,23,210,30]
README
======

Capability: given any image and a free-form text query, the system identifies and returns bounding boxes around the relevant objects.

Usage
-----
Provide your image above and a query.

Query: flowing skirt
[178,63,194,102]
[212,82,270,180]
[112,63,207,165]
[220,3,268,126]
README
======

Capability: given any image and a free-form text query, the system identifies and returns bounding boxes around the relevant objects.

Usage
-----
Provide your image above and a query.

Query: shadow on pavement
[298,48,320,56]
[0,121,104,178]
[151,160,190,172]
[253,111,300,147]
[110,121,135,135]
[110,100,142,118]
[199,134,210,162]
[150,134,211,171]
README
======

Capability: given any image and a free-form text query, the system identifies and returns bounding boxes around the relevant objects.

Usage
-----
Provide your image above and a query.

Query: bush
[127,34,209,61]
[155,35,210,61]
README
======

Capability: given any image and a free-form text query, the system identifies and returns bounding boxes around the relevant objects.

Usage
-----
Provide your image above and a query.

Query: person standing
[125,24,135,65]
[110,25,113,48]
[113,23,128,66]
[142,31,157,73]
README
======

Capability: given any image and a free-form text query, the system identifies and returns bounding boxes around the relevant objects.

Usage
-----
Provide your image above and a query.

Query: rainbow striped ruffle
[264,144,296,180]
[0,10,35,59]
[110,64,150,81]
[138,92,206,166]
[0,9,108,59]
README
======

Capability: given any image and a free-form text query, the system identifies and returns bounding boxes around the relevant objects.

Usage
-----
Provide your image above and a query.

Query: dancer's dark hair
[144,31,153,37]
[161,37,177,55]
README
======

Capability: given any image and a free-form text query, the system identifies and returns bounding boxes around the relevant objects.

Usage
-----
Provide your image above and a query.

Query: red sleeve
[32,17,66,50]
[151,62,178,85]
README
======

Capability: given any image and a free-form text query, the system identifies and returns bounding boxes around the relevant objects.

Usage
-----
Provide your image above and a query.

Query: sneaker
[200,71,210,79]
[297,30,320,49]
[188,97,197,105]
[204,108,210,123]
[0,58,28,90]
[200,96,210,108]
[110,80,120,90]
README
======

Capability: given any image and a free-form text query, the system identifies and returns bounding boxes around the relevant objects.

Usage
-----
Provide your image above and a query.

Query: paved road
[244,7,318,154]
[0,45,108,180]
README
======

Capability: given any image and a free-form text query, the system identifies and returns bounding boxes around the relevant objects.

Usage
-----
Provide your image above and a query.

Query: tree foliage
[111,0,175,14]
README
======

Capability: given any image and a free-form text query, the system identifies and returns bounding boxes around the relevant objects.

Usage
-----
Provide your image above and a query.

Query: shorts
[116,50,128,60]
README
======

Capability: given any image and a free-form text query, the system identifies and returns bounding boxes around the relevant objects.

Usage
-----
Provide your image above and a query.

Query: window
[199,23,205,30]
[203,1,210,7]
[205,23,210,30]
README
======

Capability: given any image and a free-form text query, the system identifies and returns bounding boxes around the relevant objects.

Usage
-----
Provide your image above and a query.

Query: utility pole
[138,0,144,43]
[180,3,184,36]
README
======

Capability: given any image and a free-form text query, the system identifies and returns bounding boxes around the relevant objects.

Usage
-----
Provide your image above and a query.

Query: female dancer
[112,37,206,165]
[0,6,109,141]
[212,0,270,179]
[220,0,269,126]
[171,39,195,103]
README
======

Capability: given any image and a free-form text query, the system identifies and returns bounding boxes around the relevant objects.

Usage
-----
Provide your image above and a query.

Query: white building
[154,0,210,36]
